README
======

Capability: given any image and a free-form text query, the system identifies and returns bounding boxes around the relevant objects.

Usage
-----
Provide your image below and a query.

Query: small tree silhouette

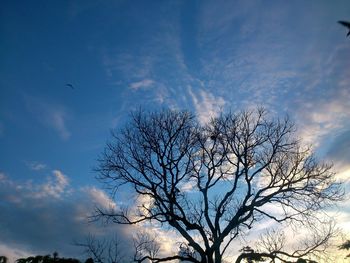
[77,234,126,263]
[0,256,8,263]
[339,240,350,258]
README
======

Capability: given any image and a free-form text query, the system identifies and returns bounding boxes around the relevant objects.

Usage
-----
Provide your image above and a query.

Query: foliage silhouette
[0,256,8,263]
[339,239,350,258]
[16,253,81,263]
[95,108,343,263]
[338,20,350,37]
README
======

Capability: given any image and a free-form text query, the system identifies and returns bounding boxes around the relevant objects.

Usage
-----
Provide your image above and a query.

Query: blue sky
[1,0,350,261]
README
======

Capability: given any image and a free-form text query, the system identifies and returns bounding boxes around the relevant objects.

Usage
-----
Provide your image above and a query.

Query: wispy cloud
[98,7,191,111]
[25,161,47,171]
[129,79,154,90]
[297,98,350,146]
[24,95,71,140]
[193,1,350,151]
[82,186,117,211]
[50,111,70,140]
[194,1,297,107]
[189,87,225,124]
[40,170,70,199]
[102,50,155,83]
[292,44,350,147]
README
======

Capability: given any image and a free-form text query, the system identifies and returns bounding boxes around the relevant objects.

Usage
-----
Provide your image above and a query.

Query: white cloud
[0,173,134,261]
[25,161,47,171]
[82,186,117,211]
[137,225,181,257]
[189,87,226,124]
[179,179,196,192]
[296,92,350,147]
[39,170,69,199]
[50,110,70,140]
[0,170,70,203]
[129,79,154,90]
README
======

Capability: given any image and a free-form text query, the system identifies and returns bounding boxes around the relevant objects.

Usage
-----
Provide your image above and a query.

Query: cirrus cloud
[188,87,226,124]
[129,79,155,90]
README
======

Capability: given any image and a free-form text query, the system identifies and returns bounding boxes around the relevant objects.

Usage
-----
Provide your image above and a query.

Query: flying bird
[66,83,74,89]
[338,20,350,37]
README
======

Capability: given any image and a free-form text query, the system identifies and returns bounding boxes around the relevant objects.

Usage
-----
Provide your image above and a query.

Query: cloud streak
[25,161,47,171]
[292,44,350,147]
[189,87,225,124]
[50,111,71,140]
[129,79,155,90]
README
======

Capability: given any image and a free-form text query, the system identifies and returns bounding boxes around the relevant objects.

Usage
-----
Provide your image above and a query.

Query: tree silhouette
[95,108,343,263]
[133,231,160,263]
[339,240,350,258]
[77,232,160,263]
[16,253,81,263]
[0,256,8,263]
[76,234,125,263]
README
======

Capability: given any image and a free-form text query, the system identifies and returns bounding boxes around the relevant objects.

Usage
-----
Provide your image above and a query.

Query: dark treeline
[0,253,93,263]
[1,238,349,263]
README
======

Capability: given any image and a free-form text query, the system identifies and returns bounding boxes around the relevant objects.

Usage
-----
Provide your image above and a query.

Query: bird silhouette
[66,83,74,89]
[338,20,350,37]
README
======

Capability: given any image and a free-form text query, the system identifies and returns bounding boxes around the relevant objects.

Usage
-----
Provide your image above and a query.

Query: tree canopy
[96,108,343,263]
[339,240,350,258]
[16,253,81,263]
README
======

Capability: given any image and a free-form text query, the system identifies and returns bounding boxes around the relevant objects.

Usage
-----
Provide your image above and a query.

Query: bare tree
[133,231,160,262]
[77,234,125,263]
[235,225,335,263]
[95,108,343,263]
